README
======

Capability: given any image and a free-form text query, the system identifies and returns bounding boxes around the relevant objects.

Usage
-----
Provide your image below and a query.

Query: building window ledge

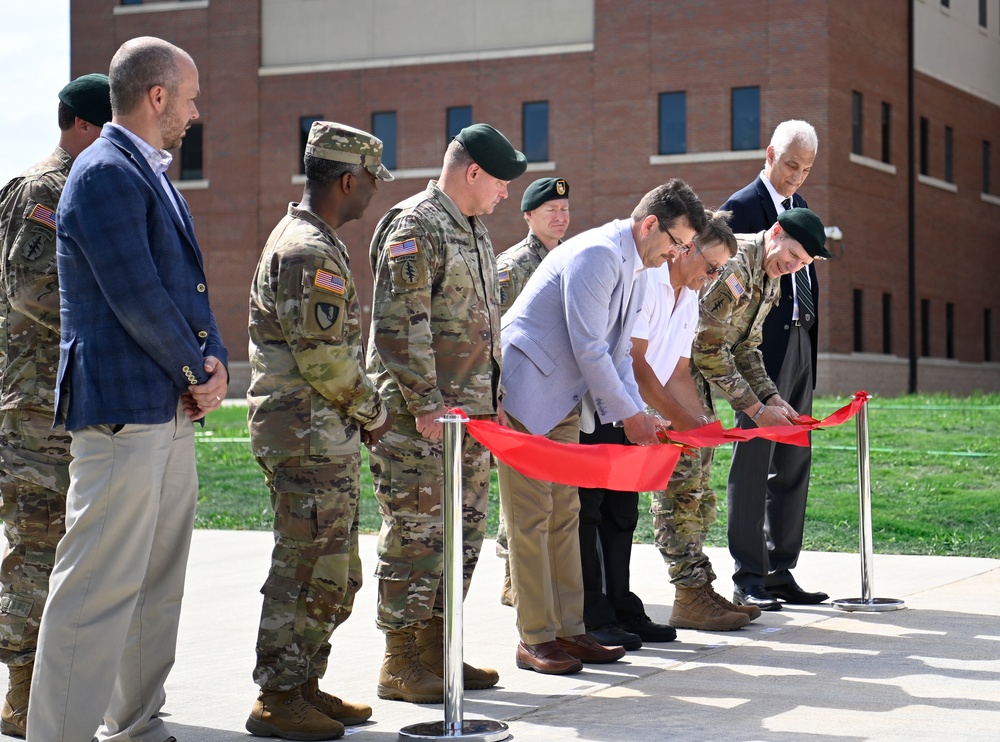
[175,179,209,190]
[849,152,897,175]
[114,1,208,14]
[918,174,957,193]
[525,161,556,173]
[981,192,1000,206]
[649,149,765,166]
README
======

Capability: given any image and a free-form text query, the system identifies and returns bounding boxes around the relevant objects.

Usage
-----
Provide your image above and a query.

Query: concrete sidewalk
[5,531,999,741]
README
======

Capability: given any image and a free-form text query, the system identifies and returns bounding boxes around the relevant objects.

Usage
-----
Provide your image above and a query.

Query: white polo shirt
[630,262,699,386]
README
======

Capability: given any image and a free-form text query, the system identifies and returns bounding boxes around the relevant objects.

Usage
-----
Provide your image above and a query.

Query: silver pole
[833,395,904,612]
[398,414,510,742]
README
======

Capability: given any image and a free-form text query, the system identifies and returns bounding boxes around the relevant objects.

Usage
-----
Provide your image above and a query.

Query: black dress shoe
[767,580,829,604]
[586,623,642,651]
[733,585,782,611]
[617,613,677,643]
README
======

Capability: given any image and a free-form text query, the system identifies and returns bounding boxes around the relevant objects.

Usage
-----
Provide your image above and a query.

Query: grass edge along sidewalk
[195,393,1000,559]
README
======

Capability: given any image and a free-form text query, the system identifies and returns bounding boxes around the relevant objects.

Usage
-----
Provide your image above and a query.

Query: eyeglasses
[662,223,725,276]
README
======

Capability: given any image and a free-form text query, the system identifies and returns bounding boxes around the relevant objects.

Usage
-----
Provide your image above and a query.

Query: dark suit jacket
[721,176,818,388]
[55,124,227,430]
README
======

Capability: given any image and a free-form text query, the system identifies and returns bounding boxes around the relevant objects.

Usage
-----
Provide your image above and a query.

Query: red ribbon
[456,391,869,492]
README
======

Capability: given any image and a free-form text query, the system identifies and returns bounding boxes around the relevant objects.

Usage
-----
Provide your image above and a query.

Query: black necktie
[781,197,792,211]
[782,198,815,327]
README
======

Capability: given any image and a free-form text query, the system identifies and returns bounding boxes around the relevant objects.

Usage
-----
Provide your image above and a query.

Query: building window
[919,117,929,176]
[447,106,472,141]
[853,289,864,352]
[372,111,397,169]
[944,126,954,183]
[522,101,549,163]
[180,123,203,180]
[941,0,949,7]
[985,308,993,362]
[882,293,893,355]
[881,102,891,164]
[299,115,323,174]
[921,299,931,356]
[979,0,987,26]
[984,140,992,194]
[852,91,863,156]
[658,91,687,155]
[946,303,955,359]
[731,86,760,151]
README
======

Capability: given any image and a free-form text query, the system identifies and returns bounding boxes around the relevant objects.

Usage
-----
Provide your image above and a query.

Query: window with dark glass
[946,303,955,359]
[522,101,549,162]
[881,102,891,163]
[941,0,950,8]
[984,140,992,193]
[658,91,686,155]
[979,0,987,26]
[852,91,863,155]
[921,299,931,356]
[731,86,760,151]
[853,289,864,352]
[447,106,472,141]
[919,117,929,176]
[882,293,893,355]
[300,115,323,174]
[944,126,954,183]
[985,308,993,362]
[180,123,203,180]
[372,111,398,169]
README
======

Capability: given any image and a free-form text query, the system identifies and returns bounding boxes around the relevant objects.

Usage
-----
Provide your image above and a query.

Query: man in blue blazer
[498,180,707,674]
[28,37,228,742]
[720,120,828,611]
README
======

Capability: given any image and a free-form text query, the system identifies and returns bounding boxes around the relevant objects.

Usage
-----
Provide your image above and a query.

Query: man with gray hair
[720,120,829,612]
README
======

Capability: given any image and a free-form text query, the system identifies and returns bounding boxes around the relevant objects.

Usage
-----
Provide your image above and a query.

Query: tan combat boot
[669,585,750,631]
[500,565,515,607]
[705,583,762,621]
[245,686,345,740]
[377,628,445,704]
[1,663,31,738]
[300,677,372,726]
[416,615,500,690]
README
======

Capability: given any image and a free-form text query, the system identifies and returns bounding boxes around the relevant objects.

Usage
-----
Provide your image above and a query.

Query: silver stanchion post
[833,396,905,612]
[398,414,510,742]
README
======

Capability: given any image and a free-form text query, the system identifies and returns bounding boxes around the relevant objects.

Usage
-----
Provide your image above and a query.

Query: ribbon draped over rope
[455,391,869,492]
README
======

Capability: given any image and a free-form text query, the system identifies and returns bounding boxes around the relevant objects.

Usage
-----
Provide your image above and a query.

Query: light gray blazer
[500,219,647,436]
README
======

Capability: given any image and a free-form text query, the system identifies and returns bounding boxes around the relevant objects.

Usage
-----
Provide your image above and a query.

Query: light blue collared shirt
[109,123,183,220]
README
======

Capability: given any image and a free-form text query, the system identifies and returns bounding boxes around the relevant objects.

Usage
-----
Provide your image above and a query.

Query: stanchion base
[832,597,905,612]
[398,718,510,742]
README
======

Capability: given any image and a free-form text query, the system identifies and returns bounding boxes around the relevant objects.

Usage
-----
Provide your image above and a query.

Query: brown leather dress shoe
[515,641,583,675]
[555,634,626,663]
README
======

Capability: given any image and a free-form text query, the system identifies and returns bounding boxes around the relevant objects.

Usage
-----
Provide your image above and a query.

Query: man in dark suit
[28,37,228,742]
[720,120,829,612]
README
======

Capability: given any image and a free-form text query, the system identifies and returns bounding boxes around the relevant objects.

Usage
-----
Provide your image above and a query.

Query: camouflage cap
[58,73,112,127]
[521,177,569,212]
[455,123,527,181]
[777,207,831,259]
[306,121,394,181]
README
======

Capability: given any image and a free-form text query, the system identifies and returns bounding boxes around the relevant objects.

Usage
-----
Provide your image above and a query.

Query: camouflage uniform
[248,203,386,691]
[0,149,73,667]
[495,231,550,313]
[366,180,501,632]
[664,232,780,587]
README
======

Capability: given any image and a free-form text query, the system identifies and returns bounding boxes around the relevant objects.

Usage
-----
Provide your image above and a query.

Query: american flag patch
[388,238,419,258]
[314,269,345,295]
[498,270,510,283]
[28,203,57,230]
[724,273,745,298]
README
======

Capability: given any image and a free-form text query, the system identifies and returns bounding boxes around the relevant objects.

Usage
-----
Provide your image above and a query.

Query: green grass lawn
[195,393,1000,558]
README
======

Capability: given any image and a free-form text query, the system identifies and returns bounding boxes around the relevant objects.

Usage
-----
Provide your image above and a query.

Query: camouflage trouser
[368,426,489,632]
[0,409,70,666]
[252,452,363,691]
[651,445,718,589]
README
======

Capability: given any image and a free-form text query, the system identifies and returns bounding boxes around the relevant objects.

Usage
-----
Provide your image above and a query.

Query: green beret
[455,124,527,181]
[521,177,569,212]
[306,120,394,181]
[58,73,112,127]
[777,207,831,259]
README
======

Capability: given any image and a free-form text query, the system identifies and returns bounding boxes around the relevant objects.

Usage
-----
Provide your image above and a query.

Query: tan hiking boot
[377,628,445,703]
[300,677,372,726]
[669,585,750,631]
[500,566,515,607]
[1,663,31,738]
[416,615,500,690]
[246,687,345,740]
[705,583,762,621]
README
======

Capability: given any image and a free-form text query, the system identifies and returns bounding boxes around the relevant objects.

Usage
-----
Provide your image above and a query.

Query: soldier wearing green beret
[493,176,570,607]
[366,123,526,704]
[245,121,393,740]
[0,73,111,738]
